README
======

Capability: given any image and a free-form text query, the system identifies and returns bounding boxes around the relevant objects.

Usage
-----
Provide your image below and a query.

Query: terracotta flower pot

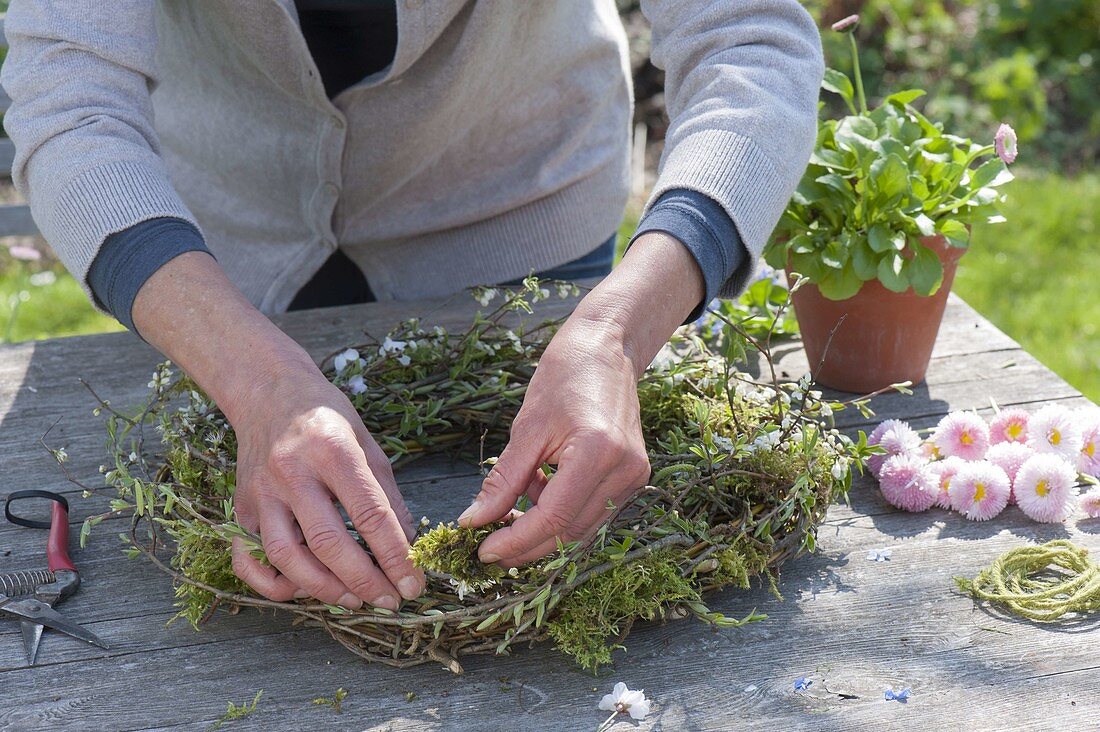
[788,235,966,394]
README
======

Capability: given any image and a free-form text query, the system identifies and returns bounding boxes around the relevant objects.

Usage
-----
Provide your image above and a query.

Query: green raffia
[954,540,1100,622]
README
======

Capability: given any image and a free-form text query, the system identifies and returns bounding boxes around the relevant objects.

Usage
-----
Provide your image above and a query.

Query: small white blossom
[449,578,471,601]
[379,336,407,355]
[396,354,411,367]
[598,682,651,721]
[831,457,850,480]
[866,547,893,562]
[475,288,498,307]
[333,348,360,373]
[347,375,367,395]
[713,435,735,452]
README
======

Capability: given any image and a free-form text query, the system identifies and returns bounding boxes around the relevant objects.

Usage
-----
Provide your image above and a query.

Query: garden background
[0,0,1096,399]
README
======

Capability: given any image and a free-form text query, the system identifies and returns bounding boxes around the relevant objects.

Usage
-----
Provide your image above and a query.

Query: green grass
[0,264,124,343]
[958,170,1099,402]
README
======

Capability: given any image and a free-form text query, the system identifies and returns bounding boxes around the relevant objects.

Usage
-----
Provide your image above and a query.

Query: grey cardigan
[1,0,823,312]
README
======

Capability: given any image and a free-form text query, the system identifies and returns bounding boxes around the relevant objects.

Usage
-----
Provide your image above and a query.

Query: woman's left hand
[457,231,706,567]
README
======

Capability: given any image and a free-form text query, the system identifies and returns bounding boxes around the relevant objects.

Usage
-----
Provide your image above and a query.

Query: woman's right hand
[133,252,424,609]
[229,365,423,609]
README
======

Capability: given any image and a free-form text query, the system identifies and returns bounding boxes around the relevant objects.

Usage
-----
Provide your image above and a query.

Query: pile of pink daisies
[868,404,1100,523]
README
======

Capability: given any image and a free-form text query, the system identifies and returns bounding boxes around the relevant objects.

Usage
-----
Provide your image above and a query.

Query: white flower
[598,682,651,721]
[713,435,735,452]
[449,578,471,601]
[396,354,411,367]
[866,547,892,562]
[831,457,850,480]
[379,336,407,354]
[475,288,498,307]
[346,375,367,395]
[333,348,359,373]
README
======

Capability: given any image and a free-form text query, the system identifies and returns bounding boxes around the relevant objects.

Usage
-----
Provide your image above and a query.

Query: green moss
[711,542,768,590]
[546,550,699,671]
[164,521,247,629]
[408,522,507,585]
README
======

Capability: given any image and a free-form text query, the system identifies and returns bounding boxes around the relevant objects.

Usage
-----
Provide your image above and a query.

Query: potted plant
[764,14,1018,393]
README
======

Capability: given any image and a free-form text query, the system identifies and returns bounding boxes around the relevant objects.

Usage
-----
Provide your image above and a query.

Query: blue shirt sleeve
[86,217,212,333]
[631,189,751,322]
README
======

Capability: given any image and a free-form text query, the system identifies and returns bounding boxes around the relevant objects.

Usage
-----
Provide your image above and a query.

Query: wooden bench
[0,14,41,239]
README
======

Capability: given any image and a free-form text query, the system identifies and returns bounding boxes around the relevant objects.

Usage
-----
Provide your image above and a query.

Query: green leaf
[937,219,970,248]
[821,239,847,269]
[908,244,944,296]
[877,253,909,292]
[884,89,926,107]
[870,153,910,203]
[822,68,856,113]
[913,213,936,237]
[969,159,1008,190]
[817,265,863,300]
[851,238,879,280]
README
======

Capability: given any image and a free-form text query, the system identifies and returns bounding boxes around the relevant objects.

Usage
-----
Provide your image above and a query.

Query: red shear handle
[47,501,77,573]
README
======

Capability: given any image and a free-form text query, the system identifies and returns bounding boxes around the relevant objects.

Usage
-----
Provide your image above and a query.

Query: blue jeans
[504,233,617,285]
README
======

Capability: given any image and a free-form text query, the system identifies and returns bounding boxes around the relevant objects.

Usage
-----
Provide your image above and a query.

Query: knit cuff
[87,217,212,333]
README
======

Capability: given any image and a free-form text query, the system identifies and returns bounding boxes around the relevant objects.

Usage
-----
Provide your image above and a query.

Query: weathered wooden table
[0,292,1095,731]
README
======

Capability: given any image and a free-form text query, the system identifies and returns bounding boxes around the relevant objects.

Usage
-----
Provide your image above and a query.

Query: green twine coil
[954,540,1100,622]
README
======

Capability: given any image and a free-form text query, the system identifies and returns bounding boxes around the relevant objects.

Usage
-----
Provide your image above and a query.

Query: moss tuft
[408,522,508,585]
[164,521,247,628]
[546,550,699,671]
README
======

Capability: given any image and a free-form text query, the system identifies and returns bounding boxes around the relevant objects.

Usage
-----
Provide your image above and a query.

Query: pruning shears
[1,490,109,664]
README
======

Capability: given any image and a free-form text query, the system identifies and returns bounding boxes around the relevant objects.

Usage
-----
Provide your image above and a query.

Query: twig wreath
[72,278,879,673]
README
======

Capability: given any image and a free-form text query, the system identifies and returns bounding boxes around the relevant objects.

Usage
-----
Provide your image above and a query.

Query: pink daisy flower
[1076,410,1100,478]
[926,456,966,509]
[866,419,922,477]
[995,123,1018,165]
[985,442,1034,504]
[932,411,990,461]
[878,453,938,513]
[1080,492,1100,520]
[1014,454,1078,523]
[919,440,941,461]
[1026,404,1082,461]
[989,408,1029,444]
[947,461,1010,521]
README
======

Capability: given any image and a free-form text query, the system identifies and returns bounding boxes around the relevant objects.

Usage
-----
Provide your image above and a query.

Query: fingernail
[371,594,399,611]
[480,551,501,564]
[293,589,310,600]
[457,499,481,525]
[398,576,423,600]
[338,592,364,610]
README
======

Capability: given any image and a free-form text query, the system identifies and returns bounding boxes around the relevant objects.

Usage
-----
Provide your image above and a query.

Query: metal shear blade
[0,594,109,652]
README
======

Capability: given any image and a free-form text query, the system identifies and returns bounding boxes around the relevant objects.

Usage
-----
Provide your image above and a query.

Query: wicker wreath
[76,279,869,673]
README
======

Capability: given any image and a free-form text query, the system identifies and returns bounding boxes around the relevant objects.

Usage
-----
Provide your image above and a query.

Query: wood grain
[0,293,1096,731]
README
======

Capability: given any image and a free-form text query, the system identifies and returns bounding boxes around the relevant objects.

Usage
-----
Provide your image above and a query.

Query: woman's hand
[458,232,706,566]
[132,252,424,609]
[229,368,424,610]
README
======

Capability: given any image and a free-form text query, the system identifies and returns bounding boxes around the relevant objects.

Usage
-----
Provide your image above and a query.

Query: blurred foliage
[804,0,1100,172]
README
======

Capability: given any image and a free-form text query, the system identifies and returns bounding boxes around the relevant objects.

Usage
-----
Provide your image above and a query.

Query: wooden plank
[2,505,1098,730]
[0,292,1095,730]
[0,203,37,237]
